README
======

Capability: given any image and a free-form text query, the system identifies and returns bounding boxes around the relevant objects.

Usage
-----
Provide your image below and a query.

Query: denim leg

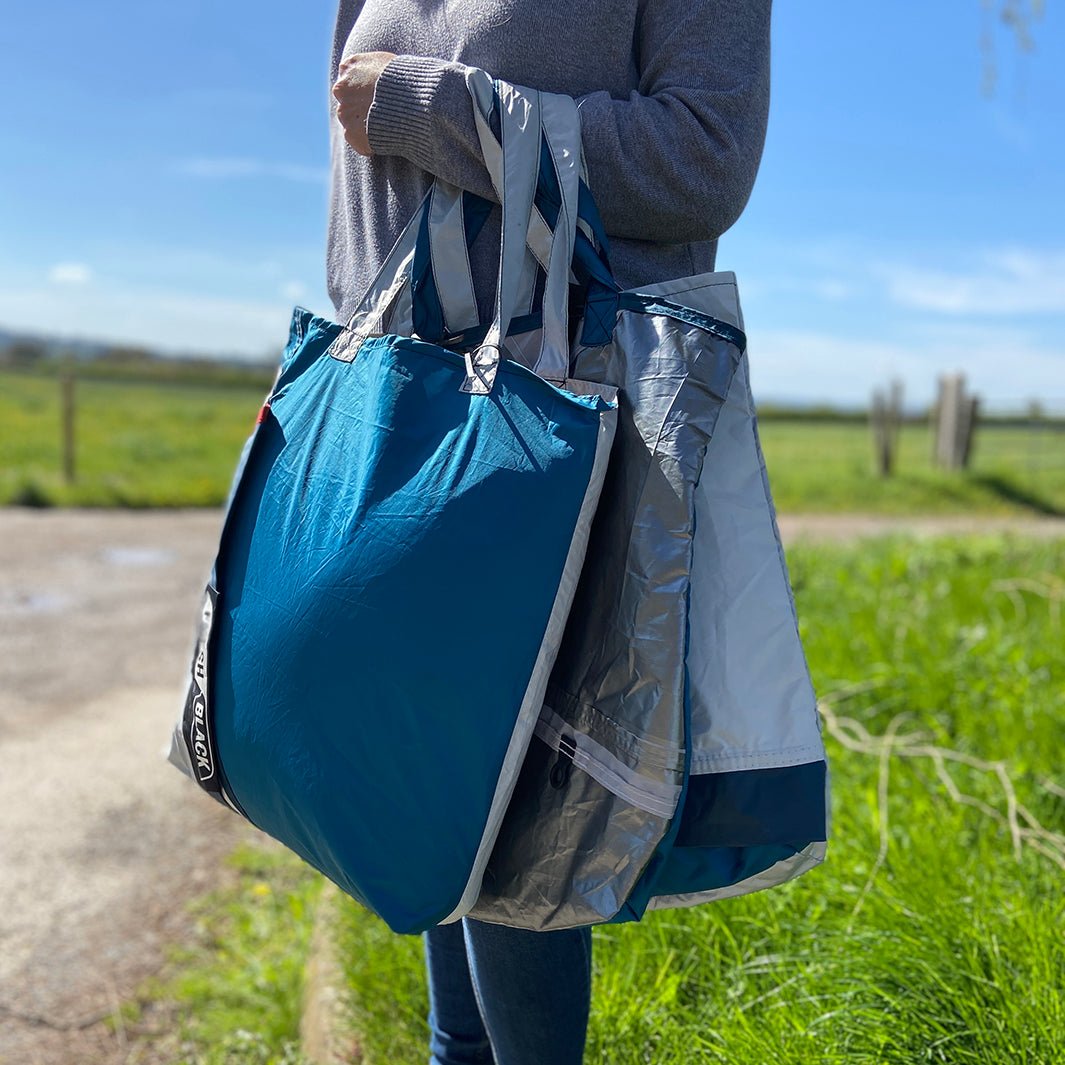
[461,917,592,1065]
[424,921,496,1065]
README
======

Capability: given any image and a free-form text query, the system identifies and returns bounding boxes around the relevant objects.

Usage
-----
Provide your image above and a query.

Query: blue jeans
[423,917,593,1065]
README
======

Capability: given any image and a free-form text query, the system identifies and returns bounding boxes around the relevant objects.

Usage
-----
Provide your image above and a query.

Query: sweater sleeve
[365,0,771,244]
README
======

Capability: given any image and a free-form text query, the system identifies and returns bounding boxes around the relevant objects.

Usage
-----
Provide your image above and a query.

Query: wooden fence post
[933,373,979,470]
[60,371,76,484]
[871,378,903,476]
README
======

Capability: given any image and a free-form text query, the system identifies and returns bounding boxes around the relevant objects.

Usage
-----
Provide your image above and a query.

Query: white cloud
[809,279,855,302]
[48,262,92,285]
[281,280,308,302]
[177,157,329,184]
[0,279,331,360]
[877,248,1065,315]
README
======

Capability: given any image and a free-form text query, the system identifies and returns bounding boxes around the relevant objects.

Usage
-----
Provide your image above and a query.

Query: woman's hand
[332,51,397,156]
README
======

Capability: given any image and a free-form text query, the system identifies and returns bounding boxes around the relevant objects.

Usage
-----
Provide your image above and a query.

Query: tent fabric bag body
[466,124,830,930]
[168,77,618,935]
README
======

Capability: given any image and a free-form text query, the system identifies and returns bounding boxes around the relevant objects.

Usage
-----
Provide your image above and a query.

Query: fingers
[331,52,396,156]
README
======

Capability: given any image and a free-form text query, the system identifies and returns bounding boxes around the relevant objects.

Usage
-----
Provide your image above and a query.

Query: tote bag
[438,77,833,931]
[167,81,618,935]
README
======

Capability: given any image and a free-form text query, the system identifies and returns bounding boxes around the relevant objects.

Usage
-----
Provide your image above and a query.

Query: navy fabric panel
[443,311,545,351]
[675,761,828,848]
[647,843,802,901]
[617,294,747,352]
[411,207,446,342]
[210,316,611,934]
[572,230,620,347]
[462,190,493,248]
[534,136,562,230]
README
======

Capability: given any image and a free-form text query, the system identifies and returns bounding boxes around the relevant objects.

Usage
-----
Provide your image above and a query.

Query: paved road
[777,512,1065,542]
[1,507,1061,1064]
[0,510,255,1065]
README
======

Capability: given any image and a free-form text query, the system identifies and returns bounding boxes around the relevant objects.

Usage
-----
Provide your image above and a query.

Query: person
[328,2,772,1062]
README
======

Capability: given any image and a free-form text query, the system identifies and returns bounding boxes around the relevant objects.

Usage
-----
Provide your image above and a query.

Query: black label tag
[181,585,225,802]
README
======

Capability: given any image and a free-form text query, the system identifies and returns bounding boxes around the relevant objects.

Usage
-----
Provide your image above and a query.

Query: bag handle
[331,76,543,391]
[530,91,581,380]
[333,75,597,387]
[442,79,594,378]
[456,75,542,393]
[391,75,584,378]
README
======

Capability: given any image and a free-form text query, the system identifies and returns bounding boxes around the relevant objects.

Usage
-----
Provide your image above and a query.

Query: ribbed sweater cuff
[367,54,449,159]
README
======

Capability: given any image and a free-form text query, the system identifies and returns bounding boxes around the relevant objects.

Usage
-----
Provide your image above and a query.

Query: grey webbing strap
[530,91,581,381]
[335,74,583,390]
[342,190,427,333]
[465,70,553,316]
[428,183,480,334]
[464,73,583,384]
[461,72,542,394]
[328,189,430,361]
[423,180,551,335]
[465,76,573,282]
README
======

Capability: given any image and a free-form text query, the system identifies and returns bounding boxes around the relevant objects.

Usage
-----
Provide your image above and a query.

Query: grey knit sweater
[326,0,771,326]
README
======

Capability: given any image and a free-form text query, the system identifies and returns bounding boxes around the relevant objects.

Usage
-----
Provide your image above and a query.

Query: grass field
[0,371,265,508]
[130,844,320,1065]
[760,419,1065,516]
[2,369,1063,514]
[131,536,1063,1063]
[332,536,1065,1064]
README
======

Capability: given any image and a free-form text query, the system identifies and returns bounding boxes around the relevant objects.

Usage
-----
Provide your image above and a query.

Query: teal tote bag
[168,80,617,935]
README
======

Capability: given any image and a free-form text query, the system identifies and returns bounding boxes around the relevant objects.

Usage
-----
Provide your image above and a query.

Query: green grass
[332,536,1065,1064]
[135,843,320,1065]
[758,419,1065,516]
[3,368,1064,513]
[0,370,265,507]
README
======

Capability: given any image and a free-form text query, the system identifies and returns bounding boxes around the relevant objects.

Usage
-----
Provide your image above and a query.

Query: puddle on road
[100,546,176,568]
[0,590,72,616]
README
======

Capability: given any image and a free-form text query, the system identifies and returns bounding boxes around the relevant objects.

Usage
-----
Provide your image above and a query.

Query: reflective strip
[342,190,430,333]
[464,71,542,388]
[532,91,581,381]
[440,382,619,924]
[535,706,681,819]
[428,183,479,333]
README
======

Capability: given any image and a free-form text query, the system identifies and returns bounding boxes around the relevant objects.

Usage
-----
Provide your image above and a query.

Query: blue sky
[0,1,1062,408]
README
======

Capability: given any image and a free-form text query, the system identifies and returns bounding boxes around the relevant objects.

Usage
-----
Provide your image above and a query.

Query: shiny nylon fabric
[400,74,830,930]
[468,271,829,930]
[168,69,829,934]
[167,74,621,935]
[171,305,616,935]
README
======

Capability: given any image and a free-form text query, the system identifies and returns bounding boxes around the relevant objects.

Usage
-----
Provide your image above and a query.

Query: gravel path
[1,507,1061,1064]
[777,513,1065,542]
[0,510,255,1065]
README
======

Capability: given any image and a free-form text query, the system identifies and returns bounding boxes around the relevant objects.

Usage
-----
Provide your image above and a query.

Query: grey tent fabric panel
[686,356,825,773]
[467,304,741,929]
[468,735,673,930]
[624,270,745,333]
[633,269,825,773]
